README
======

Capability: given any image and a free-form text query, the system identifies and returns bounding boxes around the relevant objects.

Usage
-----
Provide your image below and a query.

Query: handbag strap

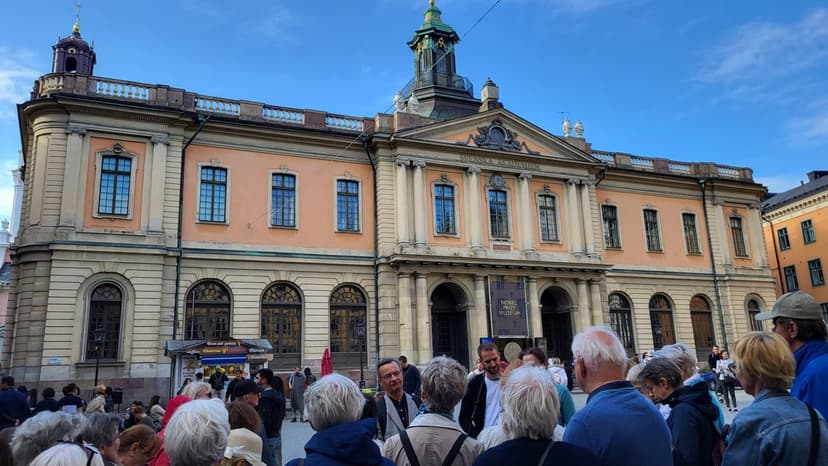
[399,430,421,466]
[807,404,820,466]
[441,433,468,466]
[537,439,556,466]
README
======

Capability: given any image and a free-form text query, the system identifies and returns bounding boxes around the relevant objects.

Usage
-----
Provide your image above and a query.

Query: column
[713,199,732,265]
[467,166,483,251]
[518,173,536,253]
[580,181,596,255]
[747,203,768,267]
[576,279,591,332]
[412,159,427,249]
[472,275,488,346]
[566,180,583,254]
[415,272,431,364]
[589,279,603,326]
[396,158,411,247]
[148,135,168,233]
[528,277,542,338]
[59,126,86,227]
[397,273,415,359]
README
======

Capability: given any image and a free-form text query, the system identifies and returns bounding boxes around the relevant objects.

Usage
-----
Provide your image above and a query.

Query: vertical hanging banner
[489,275,529,337]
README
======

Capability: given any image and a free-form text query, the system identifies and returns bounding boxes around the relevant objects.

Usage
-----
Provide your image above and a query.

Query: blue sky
[1,0,826,223]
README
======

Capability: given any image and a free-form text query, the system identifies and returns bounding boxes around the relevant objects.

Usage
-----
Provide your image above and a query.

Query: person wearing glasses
[376,357,420,441]
[755,290,828,419]
[30,441,105,466]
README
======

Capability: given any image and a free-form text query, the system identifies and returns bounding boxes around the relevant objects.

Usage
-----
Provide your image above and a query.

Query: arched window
[608,293,635,354]
[261,282,302,369]
[649,294,676,349]
[690,295,716,362]
[329,285,367,368]
[85,283,123,360]
[185,281,231,340]
[747,299,763,331]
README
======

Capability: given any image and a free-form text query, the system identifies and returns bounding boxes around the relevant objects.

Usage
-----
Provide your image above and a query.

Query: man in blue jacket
[756,290,828,418]
[0,376,29,428]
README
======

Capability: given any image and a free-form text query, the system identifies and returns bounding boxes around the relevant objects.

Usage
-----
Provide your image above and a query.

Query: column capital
[527,276,538,284]
[474,274,486,282]
[588,277,603,284]
[575,278,588,285]
[567,178,580,186]
[65,126,86,136]
[712,198,726,206]
[415,271,428,279]
[467,165,481,175]
[151,135,169,145]
[411,159,427,169]
[395,157,411,167]
[581,179,596,187]
[519,172,532,180]
[747,202,760,210]
[397,271,412,279]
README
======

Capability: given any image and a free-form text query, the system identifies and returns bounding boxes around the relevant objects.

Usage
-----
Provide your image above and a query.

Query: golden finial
[429,0,435,6]
[72,2,81,34]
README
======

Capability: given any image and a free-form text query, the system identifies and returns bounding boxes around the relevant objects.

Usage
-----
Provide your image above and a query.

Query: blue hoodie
[286,418,394,466]
[792,339,828,419]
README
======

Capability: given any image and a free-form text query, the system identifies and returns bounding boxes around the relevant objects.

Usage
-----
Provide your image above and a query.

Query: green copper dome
[420,0,455,34]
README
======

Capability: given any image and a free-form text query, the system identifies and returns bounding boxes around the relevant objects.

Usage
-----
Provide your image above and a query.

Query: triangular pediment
[394,108,598,165]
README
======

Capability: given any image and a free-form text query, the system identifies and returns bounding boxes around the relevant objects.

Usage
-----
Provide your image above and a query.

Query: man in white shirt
[459,342,502,438]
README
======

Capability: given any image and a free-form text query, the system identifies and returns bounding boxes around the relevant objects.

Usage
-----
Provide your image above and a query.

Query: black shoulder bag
[399,429,468,466]
[807,404,821,466]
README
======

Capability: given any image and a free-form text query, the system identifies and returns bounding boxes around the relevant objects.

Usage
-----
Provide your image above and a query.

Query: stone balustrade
[591,150,754,182]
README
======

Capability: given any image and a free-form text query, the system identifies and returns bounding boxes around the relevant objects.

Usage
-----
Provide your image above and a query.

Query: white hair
[654,343,698,379]
[181,381,212,399]
[421,356,467,412]
[500,366,560,440]
[30,442,105,466]
[571,326,628,371]
[304,373,364,431]
[165,399,230,466]
[12,411,88,466]
[81,413,121,451]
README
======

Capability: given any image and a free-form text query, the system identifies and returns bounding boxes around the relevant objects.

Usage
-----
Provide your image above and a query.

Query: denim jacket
[722,388,828,466]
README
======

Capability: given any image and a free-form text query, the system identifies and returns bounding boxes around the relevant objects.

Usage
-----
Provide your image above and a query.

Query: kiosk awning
[201,355,248,365]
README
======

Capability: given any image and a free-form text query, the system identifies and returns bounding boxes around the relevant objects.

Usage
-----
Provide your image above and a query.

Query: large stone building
[762,171,828,319]
[5,3,775,398]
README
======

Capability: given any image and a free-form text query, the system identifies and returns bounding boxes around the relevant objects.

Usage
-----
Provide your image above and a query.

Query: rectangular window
[336,180,360,232]
[602,205,621,249]
[778,228,791,251]
[809,259,825,286]
[271,174,296,227]
[98,156,131,216]
[784,265,799,292]
[643,209,661,252]
[821,303,828,324]
[489,190,509,238]
[802,219,816,244]
[434,184,456,234]
[682,213,701,254]
[198,167,227,223]
[538,194,559,241]
[730,217,748,257]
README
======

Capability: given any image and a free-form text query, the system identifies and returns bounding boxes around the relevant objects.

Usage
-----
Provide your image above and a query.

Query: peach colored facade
[4,5,777,400]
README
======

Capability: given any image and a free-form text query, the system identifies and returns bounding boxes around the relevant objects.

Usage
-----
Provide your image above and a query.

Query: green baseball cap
[755,291,822,321]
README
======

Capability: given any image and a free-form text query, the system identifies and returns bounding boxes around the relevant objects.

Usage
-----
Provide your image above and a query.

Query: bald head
[572,326,628,393]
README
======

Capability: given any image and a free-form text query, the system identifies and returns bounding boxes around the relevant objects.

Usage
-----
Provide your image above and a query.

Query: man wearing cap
[756,290,828,418]
[235,379,272,464]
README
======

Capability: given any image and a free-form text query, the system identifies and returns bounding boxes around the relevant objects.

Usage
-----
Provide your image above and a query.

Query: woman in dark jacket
[641,357,719,466]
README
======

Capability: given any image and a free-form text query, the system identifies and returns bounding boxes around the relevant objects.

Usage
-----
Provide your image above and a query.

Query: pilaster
[581,180,596,255]
[467,166,483,252]
[59,126,86,227]
[576,278,590,332]
[415,272,431,364]
[148,135,169,234]
[396,158,411,247]
[397,272,415,359]
[518,172,536,254]
[412,159,428,249]
[528,277,542,338]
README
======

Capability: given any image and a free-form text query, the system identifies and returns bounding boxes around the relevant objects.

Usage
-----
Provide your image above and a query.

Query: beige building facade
[5,4,776,398]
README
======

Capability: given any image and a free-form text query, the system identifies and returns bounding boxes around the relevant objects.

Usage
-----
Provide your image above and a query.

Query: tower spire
[73,2,81,34]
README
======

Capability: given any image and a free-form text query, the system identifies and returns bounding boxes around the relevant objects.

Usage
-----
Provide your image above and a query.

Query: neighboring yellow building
[762,171,828,319]
[4,3,775,397]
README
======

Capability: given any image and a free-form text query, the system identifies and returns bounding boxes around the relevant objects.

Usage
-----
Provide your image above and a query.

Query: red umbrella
[321,347,333,376]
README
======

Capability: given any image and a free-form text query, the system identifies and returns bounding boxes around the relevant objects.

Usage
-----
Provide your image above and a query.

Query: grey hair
[571,326,628,371]
[639,357,683,388]
[654,343,698,380]
[181,381,211,399]
[421,356,467,412]
[500,366,560,440]
[81,413,121,450]
[304,373,365,431]
[12,411,88,465]
[30,442,105,466]
[626,362,645,387]
[165,399,230,466]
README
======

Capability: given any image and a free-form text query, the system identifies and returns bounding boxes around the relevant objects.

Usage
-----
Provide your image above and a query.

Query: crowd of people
[0,290,826,466]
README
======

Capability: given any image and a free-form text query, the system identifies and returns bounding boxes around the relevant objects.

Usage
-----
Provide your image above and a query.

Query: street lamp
[93,326,105,387]
[356,324,366,388]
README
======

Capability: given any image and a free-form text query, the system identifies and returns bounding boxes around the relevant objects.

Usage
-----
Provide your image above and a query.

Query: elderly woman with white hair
[164,399,230,466]
[286,373,393,466]
[654,343,726,430]
[383,356,484,466]
[472,366,600,466]
[181,381,213,400]
[11,410,88,465]
[30,441,106,466]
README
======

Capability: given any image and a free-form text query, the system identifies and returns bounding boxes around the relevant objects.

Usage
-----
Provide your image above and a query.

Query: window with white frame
[537,194,559,241]
[434,184,456,235]
[643,209,662,252]
[336,179,360,232]
[682,213,701,254]
[98,156,131,216]
[784,265,799,292]
[489,189,510,239]
[271,174,296,227]
[809,259,825,286]
[730,216,748,257]
[199,167,227,223]
[802,219,816,244]
[602,205,621,248]
[778,228,791,250]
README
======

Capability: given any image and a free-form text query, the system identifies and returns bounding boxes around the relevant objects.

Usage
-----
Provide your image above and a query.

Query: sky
[1,0,826,224]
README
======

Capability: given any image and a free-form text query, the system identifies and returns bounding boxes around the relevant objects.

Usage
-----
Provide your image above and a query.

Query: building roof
[762,171,828,211]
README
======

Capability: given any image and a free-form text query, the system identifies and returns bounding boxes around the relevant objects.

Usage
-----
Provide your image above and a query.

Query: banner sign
[489,276,529,337]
